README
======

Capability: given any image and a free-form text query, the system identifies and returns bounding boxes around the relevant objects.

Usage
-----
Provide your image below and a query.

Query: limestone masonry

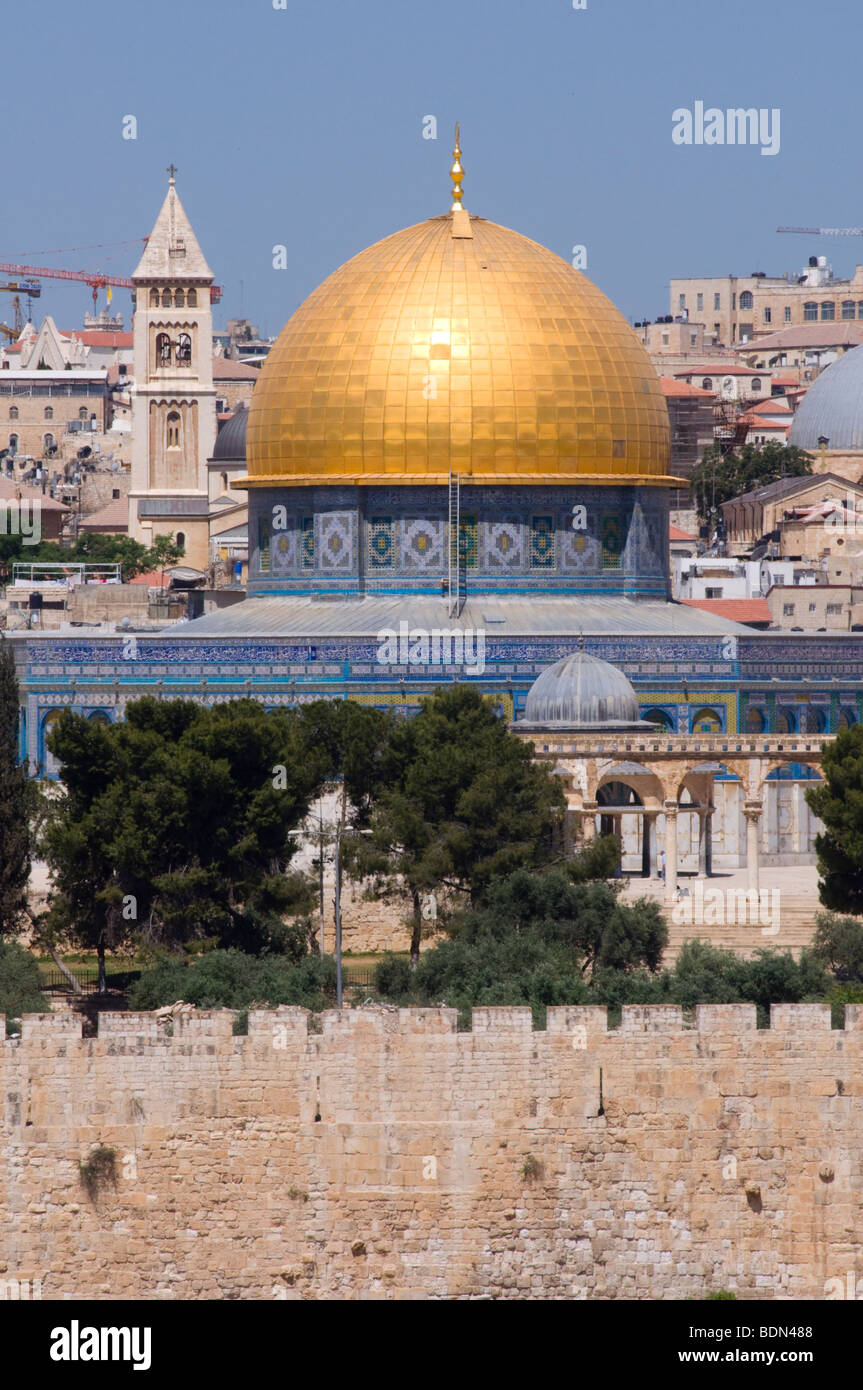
[2,1004,862,1300]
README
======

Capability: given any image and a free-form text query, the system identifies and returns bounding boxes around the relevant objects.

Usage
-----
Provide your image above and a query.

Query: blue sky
[2,0,859,336]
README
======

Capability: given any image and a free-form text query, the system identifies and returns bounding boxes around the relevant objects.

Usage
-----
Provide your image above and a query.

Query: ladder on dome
[448,470,465,617]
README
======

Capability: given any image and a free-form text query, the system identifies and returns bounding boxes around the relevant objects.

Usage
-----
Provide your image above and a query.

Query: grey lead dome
[520,649,656,731]
[789,344,863,452]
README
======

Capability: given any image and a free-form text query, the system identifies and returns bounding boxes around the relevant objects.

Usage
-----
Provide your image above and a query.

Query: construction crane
[0,260,222,312]
[777,226,863,238]
[0,280,40,339]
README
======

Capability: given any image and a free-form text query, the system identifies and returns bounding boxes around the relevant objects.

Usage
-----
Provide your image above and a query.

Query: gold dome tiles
[245,213,676,487]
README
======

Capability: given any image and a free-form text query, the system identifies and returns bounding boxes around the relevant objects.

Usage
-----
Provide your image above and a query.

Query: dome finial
[450,123,466,213]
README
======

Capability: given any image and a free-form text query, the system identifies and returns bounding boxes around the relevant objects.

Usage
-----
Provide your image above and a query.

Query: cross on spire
[167,164,178,186]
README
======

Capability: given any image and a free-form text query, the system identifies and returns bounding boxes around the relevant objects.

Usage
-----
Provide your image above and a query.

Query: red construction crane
[0,259,222,311]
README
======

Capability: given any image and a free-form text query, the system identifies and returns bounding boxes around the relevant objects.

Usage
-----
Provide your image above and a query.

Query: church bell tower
[129,169,216,569]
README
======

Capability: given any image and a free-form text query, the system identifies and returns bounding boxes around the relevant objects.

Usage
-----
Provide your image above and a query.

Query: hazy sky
[2,0,858,336]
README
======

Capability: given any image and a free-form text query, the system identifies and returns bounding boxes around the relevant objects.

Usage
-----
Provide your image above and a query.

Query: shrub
[812,912,863,982]
[373,954,412,999]
[127,948,337,1012]
[0,940,48,1032]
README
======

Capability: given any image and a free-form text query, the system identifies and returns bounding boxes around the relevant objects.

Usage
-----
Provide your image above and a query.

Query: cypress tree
[0,637,31,937]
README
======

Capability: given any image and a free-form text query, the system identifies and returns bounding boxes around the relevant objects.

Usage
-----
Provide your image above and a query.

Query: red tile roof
[669,523,696,540]
[659,377,715,398]
[64,331,133,348]
[0,477,69,510]
[680,598,771,624]
[212,357,260,380]
[78,497,129,531]
[746,399,794,416]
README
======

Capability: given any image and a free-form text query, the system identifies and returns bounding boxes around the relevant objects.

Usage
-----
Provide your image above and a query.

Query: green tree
[0,940,47,1031]
[348,685,565,961]
[812,911,863,981]
[691,441,812,528]
[806,726,863,914]
[0,637,31,937]
[42,698,321,989]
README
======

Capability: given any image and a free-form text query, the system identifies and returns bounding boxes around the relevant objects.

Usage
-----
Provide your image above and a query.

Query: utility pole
[333,823,343,1009]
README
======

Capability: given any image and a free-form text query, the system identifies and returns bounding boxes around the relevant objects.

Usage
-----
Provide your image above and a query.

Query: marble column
[664,800,679,897]
[744,801,763,895]
[581,801,597,844]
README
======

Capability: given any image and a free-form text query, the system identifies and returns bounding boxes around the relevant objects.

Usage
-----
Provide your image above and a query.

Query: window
[166,411,181,448]
[804,302,818,321]
[809,603,816,612]
[44,406,53,420]
[843,301,856,321]
[705,586,723,598]
[600,514,623,570]
[176,532,185,551]
[679,294,686,311]
[8,406,17,420]
[174,290,185,308]
[529,516,555,570]
[161,290,172,308]
[150,289,161,308]
[783,603,795,616]
[220,472,228,492]
[643,708,674,730]
[701,377,713,390]
[8,434,18,452]
[751,377,762,392]
[714,292,720,311]
[764,307,771,323]
[458,515,479,569]
[696,293,703,312]
[43,433,55,452]
[112,488,120,499]
[713,323,720,337]
[79,406,88,419]
[821,301,836,321]
[745,708,767,733]
[258,518,271,574]
[176,332,192,366]
[691,707,722,734]
[859,302,863,319]
[661,332,669,345]
[826,603,843,615]
[187,290,197,308]
[784,306,791,322]
[156,332,172,366]
[740,291,754,310]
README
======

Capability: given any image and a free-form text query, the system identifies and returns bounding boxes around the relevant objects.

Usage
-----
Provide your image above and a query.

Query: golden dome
[245,212,673,486]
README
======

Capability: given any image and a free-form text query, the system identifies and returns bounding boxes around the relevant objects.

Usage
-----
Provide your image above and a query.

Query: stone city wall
[2,1003,861,1301]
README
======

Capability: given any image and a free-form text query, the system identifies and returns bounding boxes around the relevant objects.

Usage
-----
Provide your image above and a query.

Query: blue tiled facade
[247,484,670,598]
[18,628,863,777]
